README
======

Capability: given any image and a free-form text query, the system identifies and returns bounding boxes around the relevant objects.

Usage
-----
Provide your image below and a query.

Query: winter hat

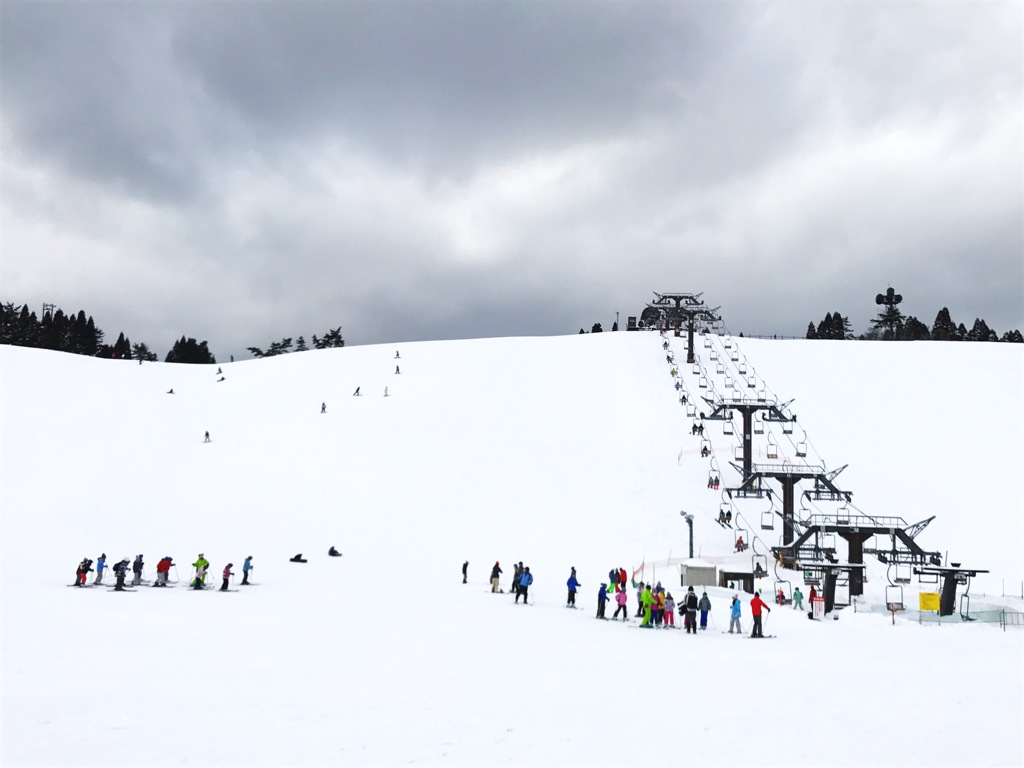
[688,586,694,592]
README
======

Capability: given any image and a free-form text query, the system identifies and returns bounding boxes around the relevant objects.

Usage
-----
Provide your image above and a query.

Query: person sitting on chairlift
[754,562,765,578]
[725,510,732,524]
[701,446,710,458]
[736,536,745,552]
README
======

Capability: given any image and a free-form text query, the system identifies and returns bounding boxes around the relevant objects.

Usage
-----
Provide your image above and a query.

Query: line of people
[73,553,254,591]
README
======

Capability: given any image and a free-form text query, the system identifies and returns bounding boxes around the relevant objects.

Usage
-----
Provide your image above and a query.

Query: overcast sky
[2,2,1021,359]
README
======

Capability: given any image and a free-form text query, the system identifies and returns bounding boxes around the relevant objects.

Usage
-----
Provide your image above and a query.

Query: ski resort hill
[1,332,1022,768]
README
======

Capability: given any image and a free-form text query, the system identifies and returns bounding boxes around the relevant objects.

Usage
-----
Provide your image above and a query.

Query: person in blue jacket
[94,553,107,585]
[566,568,580,607]
[242,556,253,585]
[515,566,533,604]
[728,593,743,634]
[596,583,608,619]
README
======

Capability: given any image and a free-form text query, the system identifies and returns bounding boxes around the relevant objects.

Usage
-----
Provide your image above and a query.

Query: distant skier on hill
[328,547,341,557]
[490,561,503,593]
[566,570,580,607]
[395,365,400,374]
[395,351,400,359]
[321,402,327,413]
[515,567,533,604]
[353,387,361,396]
[462,561,468,584]
[597,584,608,619]
[242,556,253,585]
[204,431,211,443]
[290,554,308,563]
[220,563,233,591]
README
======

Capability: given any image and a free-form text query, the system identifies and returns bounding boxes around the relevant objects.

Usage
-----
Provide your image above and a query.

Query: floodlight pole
[680,511,694,559]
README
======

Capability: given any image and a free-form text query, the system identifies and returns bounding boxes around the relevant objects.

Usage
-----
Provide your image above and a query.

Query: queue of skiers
[72,553,256,592]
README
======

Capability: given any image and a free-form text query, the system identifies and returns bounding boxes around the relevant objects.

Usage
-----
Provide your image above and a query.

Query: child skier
[567,570,580,607]
[613,588,628,620]
[698,591,712,630]
[597,583,608,619]
[192,554,210,589]
[664,592,676,628]
[94,553,106,585]
[729,593,742,634]
[112,558,131,591]
[220,563,233,591]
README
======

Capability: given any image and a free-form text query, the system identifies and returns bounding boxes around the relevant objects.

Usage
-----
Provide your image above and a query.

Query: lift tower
[640,292,721,364]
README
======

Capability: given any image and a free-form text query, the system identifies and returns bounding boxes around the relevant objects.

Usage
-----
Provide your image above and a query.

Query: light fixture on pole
[680,511,694,559]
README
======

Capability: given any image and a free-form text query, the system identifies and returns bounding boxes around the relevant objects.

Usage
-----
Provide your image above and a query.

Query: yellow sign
[919,592,940,611]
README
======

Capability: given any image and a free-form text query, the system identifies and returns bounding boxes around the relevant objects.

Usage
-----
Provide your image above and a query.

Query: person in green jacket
[640,585,654,628]
[793,587,804,611]
[192,554,210,589]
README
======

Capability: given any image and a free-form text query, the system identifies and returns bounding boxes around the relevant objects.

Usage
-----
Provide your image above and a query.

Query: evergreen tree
[805,322,817,340]
[295,336,308,352]
[248,338,293,358]
[165,336,216,364]
[872,305,905,340]
[902,316,930,341]
[815,312,834,339]
[967,318,997,342]
[591,323,603,333]
[931,308,955,341]
[1000,329,1023,343]
[955,323,968,341]
[131,342,158,362]
[311,327,345,349]
[611,321,618,332]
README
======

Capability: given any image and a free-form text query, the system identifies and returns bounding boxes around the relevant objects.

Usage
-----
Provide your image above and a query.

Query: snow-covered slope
[1,333,1021,767]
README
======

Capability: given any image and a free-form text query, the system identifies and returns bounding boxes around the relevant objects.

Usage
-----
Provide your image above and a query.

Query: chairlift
[700,438,712,456]
[796,441,808,458]
[691,363,701,375]
[731,350,740,362]
[782,420,794,435]
[724,338,733,349]
[719,502,733,523]
[734,529,749,552]
[774,580,792,605]
[821,533,836,551]
[686,404,697,418]
[710,350,719,362]
[894,564,912,584]
[723,420,734,436]
[918,570,939,585]
[715,362,726,375]
[724,375,734,389]
[703,338,712,349]
[756,386,767,402]
[885,584,904,612]
[734,445,744,462]
[761,509,775,530]
[752,554,768,578]
[753,415,764,435]
[746,376,756,388]
[738,361,748,376]
[766,435,779,460]
[698,377,708,389]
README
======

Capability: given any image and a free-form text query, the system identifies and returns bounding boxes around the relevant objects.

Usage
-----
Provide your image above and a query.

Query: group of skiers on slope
[490,561,534,604]
[349,351,403,399]
[74,553,254,592]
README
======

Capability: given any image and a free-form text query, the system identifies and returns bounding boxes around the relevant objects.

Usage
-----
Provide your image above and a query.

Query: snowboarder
[684,586,699,634]
[597,583,608,619]
[490,561,503,593]
[729,594,742,634]
[112,558,130,591]
[613,587,628,620]
[290,554,308,563]
[699,591,712,630]
[328,546,341,557]
[462,561,468,584]
[192,554,210,588]
[567,569,580,606]
[321,402,327,413]
[220,563,233,591]
[242,556,253,585]
[515,567,533,604]
[204,431,211,443]
[94,553,107,585]
[793,587,804,611]
[132,554,144,586]
[353,387,361,396]
[167,388,174,394]
[750,591,771,638]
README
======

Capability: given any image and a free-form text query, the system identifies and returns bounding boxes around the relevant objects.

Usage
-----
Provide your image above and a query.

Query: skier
[490,561,503,593]
[750,591,771,638]
[328,547,341,557]
[192,554,210,588]
[75,558,92,586]
[462,561,468,584]
[167,388,174,394]
[664,592,676,628]
[204,431,211,443]
[635,581,645,618]
[515,567,533,604]
[612,587,628,621]
[383,386,389,397]
[511,562,523,595]
[618,567,627,593]
[653,588,665,628]
[395,351,400,359]
[395,365,400,374]
[290,554,308,563]
[353,387,361,396]
[729,593,743,634]
[698,591,712,630]
[154,556,172,586]
[793,587,804,611]
[684,586,699,634]
[112,558,131,591]
[597,583,608,619]
[640,584,654,627]
[242,556,253,585]
[566,569,580,607]
[220,563,233,591]
[132,554,144,586]
[94,553,107,585]
[321,402,327,414]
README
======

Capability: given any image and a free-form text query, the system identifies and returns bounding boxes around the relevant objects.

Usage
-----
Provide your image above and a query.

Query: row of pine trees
[0,302,345,363]
[807,306,1022,342]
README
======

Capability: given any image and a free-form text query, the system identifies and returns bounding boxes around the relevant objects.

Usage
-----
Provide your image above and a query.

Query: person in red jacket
[750,591,771,638]
[154,557,173,587]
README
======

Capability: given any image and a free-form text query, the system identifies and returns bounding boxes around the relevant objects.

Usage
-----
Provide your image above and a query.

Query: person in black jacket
[684,586,699,634]
[490,561,502,593]
[112,558,131,591]
[462,561,468,584]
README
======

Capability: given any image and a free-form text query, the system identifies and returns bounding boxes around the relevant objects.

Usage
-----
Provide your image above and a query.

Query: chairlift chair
[738,361,748,376]
[796,442,808,458]
[752,554,768,578]
[766,435,779,460]
[774,580,793,605]
[698,377,708,389]
[734,529,749,552]
[782,421,794,435]
[756,386,767,402]
[716,362,726,375]
[710,350,719,361]
[746,376,756,388]
[731,350,740,362]
[703,338,712,349]
[885,584,904,611]
[894,564,912,584]
[724,338,732,349]
[700,438,712,456]
[724,375,734,389]
[753,415,764,435]
[686,404,697,418]
[761,509,775,530]
[734,445,744,462]
[723,420,734,436]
